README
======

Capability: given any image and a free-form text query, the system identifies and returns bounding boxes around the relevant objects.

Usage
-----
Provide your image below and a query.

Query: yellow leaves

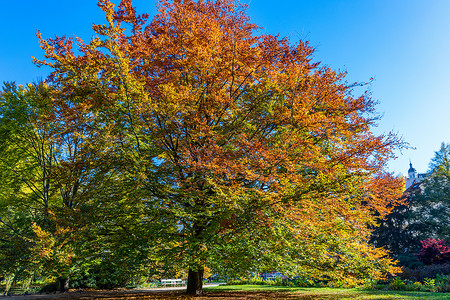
[30,221,74,268]
[30,0,407,283]
[32,223,51,241]
[31,223,55,259]
[97,0,116,27]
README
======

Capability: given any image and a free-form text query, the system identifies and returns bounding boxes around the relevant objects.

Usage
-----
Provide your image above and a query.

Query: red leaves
[418,238,450,265]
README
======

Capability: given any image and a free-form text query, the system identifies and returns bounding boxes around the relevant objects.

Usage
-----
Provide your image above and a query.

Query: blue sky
[1,0,449,176]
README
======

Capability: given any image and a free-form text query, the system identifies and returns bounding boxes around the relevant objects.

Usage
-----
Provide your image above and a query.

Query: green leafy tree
[429,142,450,174]
[0,82,92,290]
[0,81,168,289]
[0,82,62,284]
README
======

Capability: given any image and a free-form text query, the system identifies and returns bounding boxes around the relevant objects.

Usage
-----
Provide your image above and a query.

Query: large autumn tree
[35,0,404,294]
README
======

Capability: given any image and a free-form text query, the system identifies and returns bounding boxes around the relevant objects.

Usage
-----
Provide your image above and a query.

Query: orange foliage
[35,0,405,286]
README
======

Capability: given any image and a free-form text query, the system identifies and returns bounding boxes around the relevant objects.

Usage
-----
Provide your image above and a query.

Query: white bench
[161,279,185,286]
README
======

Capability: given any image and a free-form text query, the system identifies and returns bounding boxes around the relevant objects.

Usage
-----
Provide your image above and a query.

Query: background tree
[411,142,450,240]
[429,143,450,174]
[0,81,157,290]
[0,82,68,287]
[35,0,405,294]
[370,192,424,267]
[371,142,450,267]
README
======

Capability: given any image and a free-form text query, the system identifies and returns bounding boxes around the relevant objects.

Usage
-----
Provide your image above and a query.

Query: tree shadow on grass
[13,288,450,299]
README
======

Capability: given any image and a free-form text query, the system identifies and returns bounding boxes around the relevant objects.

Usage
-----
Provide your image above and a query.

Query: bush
[388,277,406,290]
[400,264,450,282]
[68,262,146,289]
[435,274,450,293]
[362,279,380,290]
[411,282,424,291]
[423,277,435,290]
[385,278,433,292]
[384,276,450,293]
[417,238,450,265]
[273,276,283,286]
[227,275,359,289]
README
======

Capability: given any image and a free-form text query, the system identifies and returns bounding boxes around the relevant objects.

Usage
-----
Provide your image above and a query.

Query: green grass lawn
[204,284,450,299]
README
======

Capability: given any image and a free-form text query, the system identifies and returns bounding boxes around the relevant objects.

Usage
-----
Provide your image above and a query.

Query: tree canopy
[0,0,405,294]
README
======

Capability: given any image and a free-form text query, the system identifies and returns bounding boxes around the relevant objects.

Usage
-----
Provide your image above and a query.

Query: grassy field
[202,284,450,299]
[3,285,448,299]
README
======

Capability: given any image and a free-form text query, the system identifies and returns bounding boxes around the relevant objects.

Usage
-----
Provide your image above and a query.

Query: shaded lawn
[7,285,449,299]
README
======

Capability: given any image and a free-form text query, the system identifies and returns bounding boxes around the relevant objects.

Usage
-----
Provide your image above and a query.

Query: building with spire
[405,162,427,190]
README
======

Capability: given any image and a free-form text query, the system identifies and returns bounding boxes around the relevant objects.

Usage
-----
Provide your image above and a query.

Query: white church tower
[405,161,426,190]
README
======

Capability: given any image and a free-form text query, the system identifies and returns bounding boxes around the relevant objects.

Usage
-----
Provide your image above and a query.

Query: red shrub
[417,238,450,265]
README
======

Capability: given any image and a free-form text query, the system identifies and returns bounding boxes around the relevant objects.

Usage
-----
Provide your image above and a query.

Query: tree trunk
[186,266,204,295]
[57,277,69,292]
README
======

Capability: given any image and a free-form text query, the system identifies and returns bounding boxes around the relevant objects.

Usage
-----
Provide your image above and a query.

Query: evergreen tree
[371,142,450,266]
